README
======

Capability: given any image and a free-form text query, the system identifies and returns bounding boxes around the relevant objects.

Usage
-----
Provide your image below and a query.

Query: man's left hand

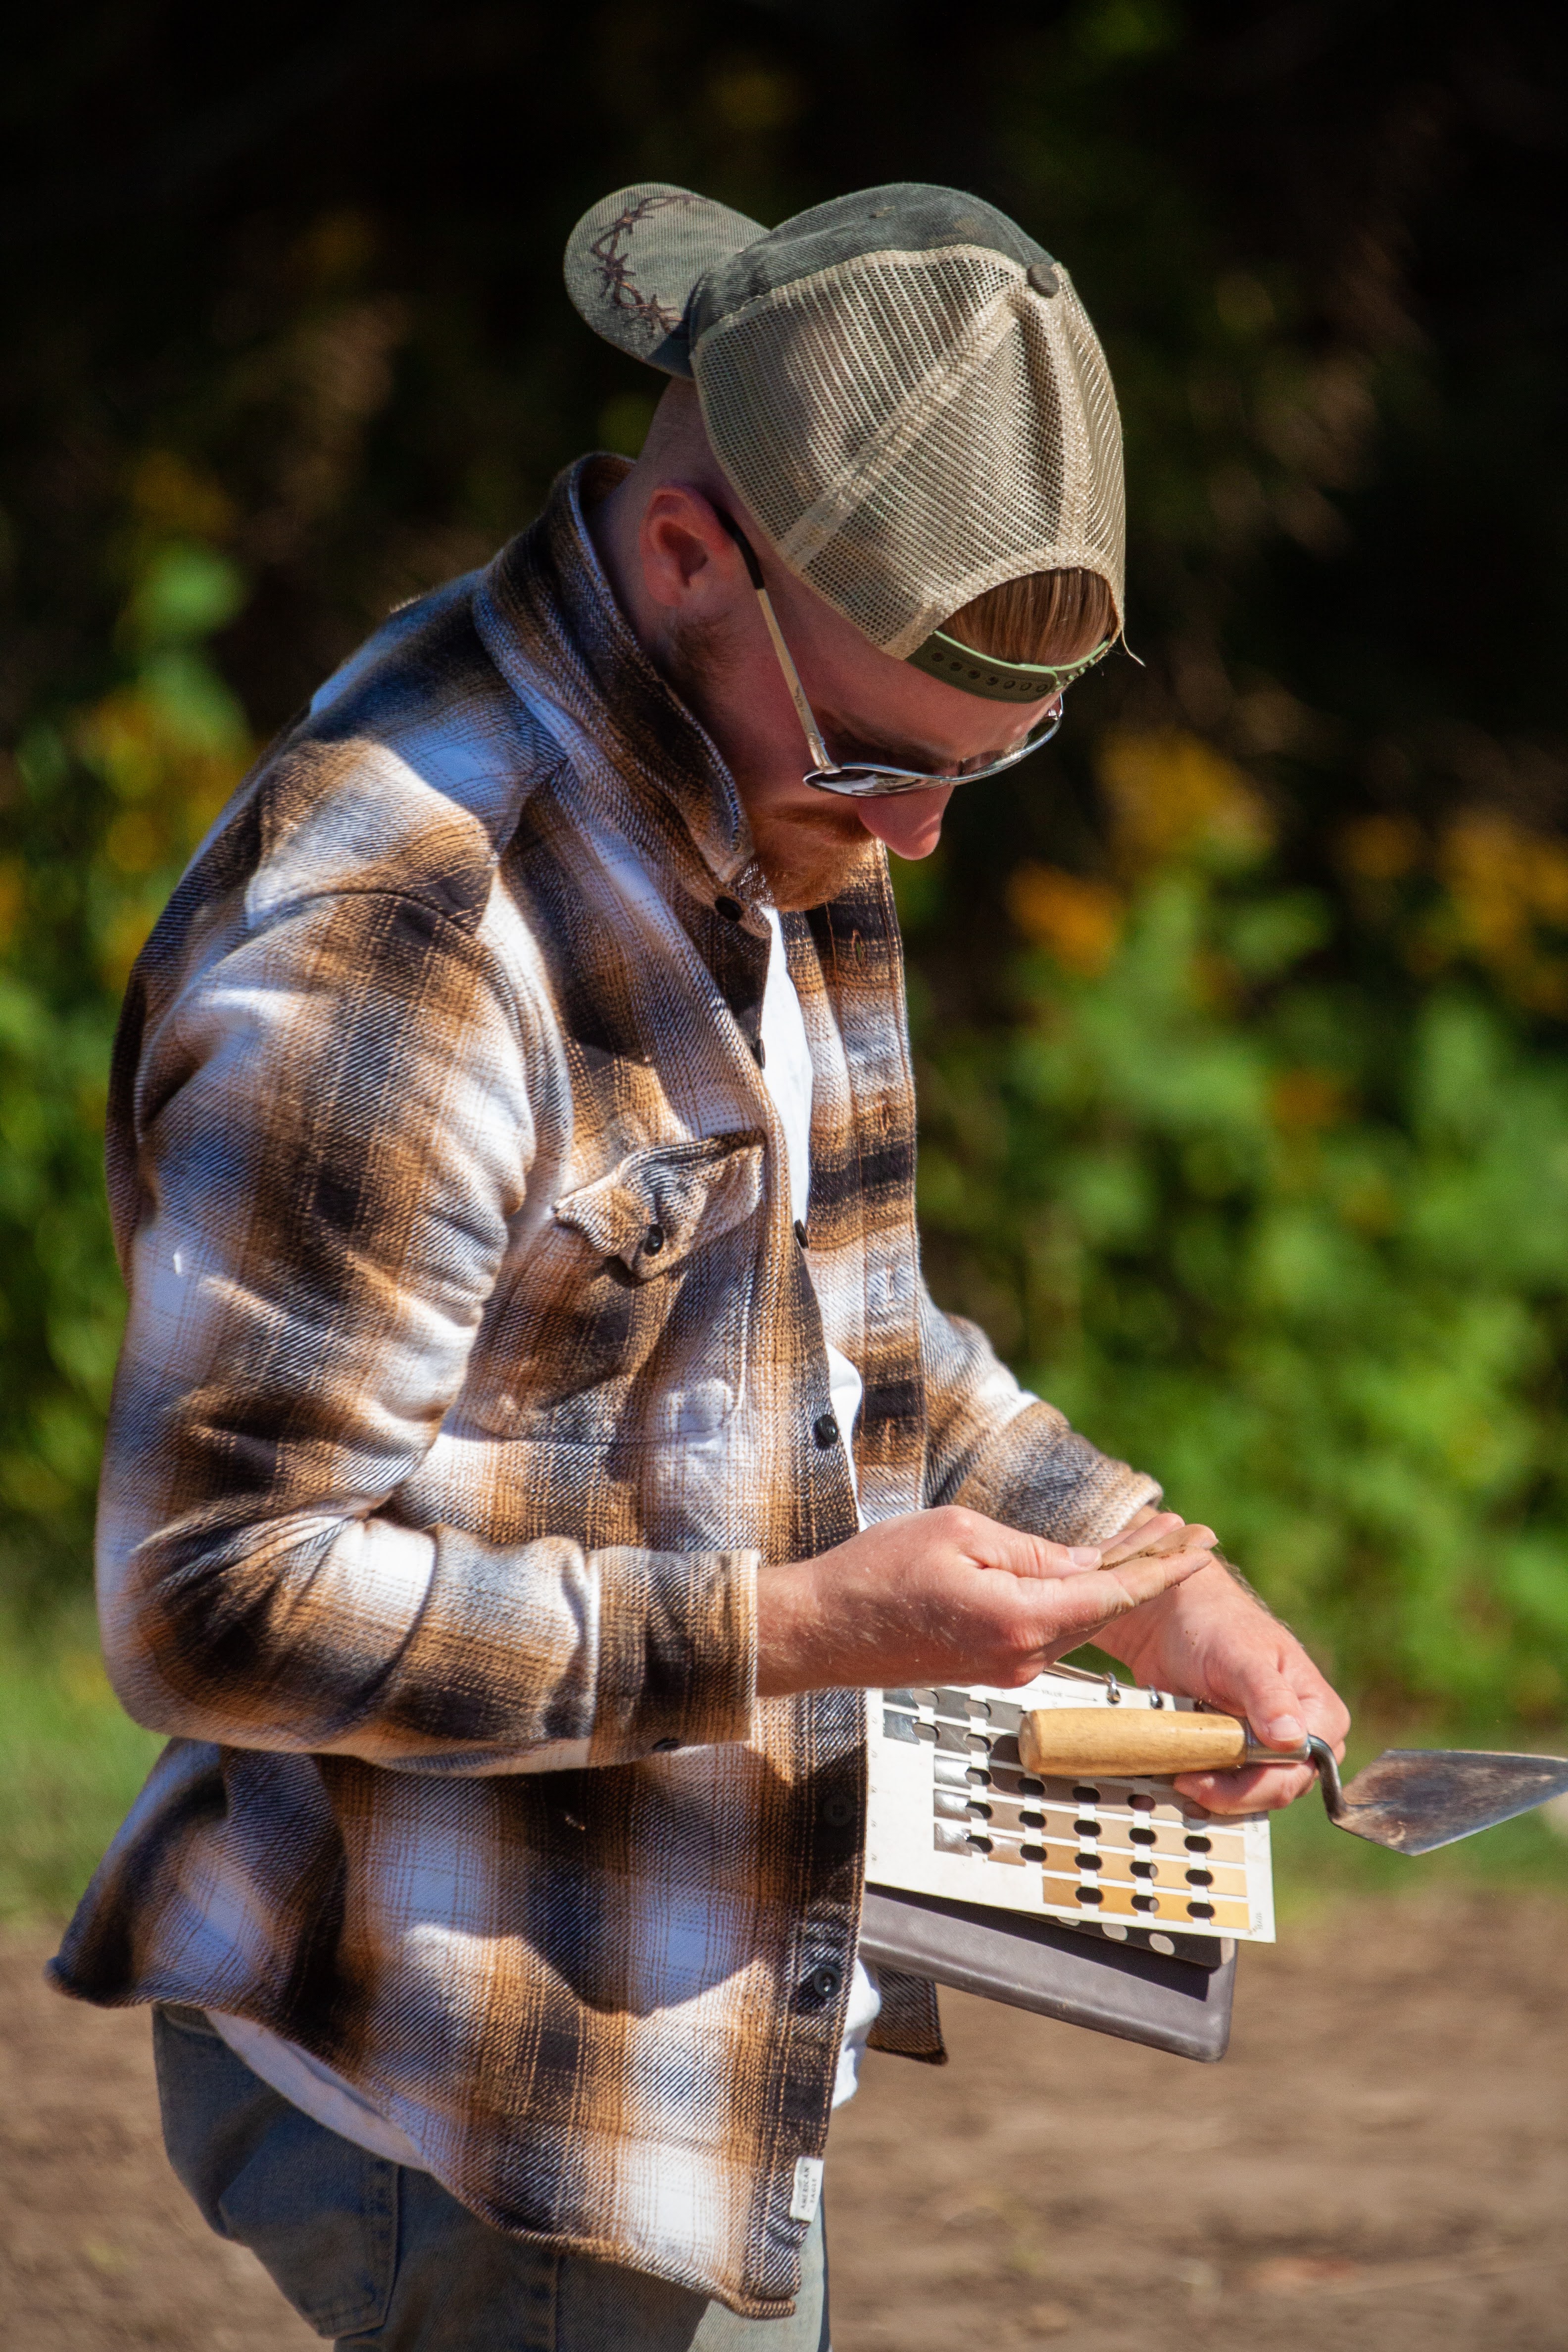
[1092,1513,1350,1814]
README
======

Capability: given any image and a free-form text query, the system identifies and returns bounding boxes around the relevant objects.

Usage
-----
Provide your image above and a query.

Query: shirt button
[793,1219,808,1248]
[804,1963,842,2002]
[642,1224,665,1255]
[822,1795,855,1828]
[715,895,743,922]
[812,1413,839,1449]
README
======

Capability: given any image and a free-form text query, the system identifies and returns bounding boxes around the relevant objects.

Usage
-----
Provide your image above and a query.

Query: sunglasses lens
[806,707,1065,796]
[807,767,916,797]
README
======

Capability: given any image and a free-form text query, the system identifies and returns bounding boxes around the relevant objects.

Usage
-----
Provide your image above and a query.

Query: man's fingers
[948,1511,1212,1585]
[1173,1679,1345,1813]
[1100,1546,1214,1611]
[1096,1512,1184,1566]
[1210,1668,1347,1762]
[1099,1516,1215,1567]
[967,1521,1104,1581]
[1020,1545,1212,1646]
[1175,1760,1317,1814]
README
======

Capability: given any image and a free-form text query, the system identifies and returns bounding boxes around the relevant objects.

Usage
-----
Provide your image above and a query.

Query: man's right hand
[754,1506,1216,1697]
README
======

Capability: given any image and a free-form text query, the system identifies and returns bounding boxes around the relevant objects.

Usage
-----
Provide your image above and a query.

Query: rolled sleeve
[917,1288,1160,1544]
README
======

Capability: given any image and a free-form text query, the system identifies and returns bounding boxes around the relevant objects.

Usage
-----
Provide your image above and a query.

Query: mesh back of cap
[692,245,1125,660]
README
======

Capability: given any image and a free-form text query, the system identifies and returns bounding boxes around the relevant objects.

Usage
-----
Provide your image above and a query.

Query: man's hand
[755,1506,1216,1698]
[1096,1530,1350,1813]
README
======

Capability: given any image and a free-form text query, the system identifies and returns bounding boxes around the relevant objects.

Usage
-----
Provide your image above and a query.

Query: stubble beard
[748,803,880,911]
[661,617,880,911]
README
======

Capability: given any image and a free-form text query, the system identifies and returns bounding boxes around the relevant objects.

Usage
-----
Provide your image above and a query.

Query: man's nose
[854,786,954,858]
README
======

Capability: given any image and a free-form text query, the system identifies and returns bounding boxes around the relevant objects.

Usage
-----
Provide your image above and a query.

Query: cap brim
[564,184,768,378]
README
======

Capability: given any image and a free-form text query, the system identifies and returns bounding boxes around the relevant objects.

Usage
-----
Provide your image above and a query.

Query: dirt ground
[2,1896,1564,2350]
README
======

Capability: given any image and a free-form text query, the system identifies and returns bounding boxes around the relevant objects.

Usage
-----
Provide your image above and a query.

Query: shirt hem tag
[789,2155,824,2223]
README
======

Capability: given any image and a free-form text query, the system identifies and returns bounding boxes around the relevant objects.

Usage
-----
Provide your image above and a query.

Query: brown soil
[3,1896,1565,2350]
[831,1893,1568,2352]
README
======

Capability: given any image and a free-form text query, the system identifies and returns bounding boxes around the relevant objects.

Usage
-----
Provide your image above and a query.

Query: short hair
[943,568,1115,668]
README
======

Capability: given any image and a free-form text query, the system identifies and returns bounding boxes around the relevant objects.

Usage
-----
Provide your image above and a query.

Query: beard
[748,803,880,911]
[659,614,879,911]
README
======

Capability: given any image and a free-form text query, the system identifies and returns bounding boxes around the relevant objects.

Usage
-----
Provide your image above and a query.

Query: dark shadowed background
[2,0,1567,1909]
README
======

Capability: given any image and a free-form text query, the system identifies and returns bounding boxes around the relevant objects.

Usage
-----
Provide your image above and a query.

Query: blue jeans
[152,2005,830,2350]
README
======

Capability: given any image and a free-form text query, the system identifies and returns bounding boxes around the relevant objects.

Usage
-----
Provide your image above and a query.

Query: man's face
[641,484,1058,911]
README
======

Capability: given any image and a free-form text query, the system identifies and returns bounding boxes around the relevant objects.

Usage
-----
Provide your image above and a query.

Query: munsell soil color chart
[866,1675,1275,1952]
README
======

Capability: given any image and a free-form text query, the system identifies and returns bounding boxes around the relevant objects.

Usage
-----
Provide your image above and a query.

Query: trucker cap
[564,181,1125,702]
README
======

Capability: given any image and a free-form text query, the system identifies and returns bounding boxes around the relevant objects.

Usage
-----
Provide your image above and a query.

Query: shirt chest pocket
[465,1132,767,1445]
[553,1133,766,1278]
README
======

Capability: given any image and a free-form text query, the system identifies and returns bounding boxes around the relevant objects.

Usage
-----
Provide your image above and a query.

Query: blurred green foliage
[0,1630,162,1923]
[1,481,255,1607]
[1,2,1566,1749]
[913,742,1568,1726]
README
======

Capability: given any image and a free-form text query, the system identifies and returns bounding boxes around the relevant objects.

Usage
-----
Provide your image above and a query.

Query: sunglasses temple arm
[717,508,837,775]
[752,585,836,774]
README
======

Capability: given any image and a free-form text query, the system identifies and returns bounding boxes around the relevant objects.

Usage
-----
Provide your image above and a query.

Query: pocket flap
[552,1132,765,1276]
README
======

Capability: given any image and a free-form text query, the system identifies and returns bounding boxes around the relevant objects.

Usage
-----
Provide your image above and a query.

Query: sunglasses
[718,512,1108,799]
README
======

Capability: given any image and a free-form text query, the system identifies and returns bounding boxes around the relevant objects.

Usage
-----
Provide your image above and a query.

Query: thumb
[1221,1666,1313,1753]
[964,1521,1106,1581]
[1019,1545,1211,1647]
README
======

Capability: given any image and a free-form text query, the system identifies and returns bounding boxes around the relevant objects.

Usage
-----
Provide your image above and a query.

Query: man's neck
[583,468,647,653]
[581,455,877,913]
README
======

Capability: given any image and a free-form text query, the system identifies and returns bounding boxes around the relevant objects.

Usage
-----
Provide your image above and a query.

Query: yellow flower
[1008,865,1124,975]
[1436,811,1568,1009]
[1339,813,1421,882]
[1270,1069,1349,1132]
[1097,729,1272,873]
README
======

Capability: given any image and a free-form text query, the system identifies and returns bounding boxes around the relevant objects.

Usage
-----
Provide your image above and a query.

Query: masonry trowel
[1016,1706,1568,1854]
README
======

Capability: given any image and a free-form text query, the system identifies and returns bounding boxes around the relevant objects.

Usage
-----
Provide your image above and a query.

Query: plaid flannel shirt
[52,456,1158,2316]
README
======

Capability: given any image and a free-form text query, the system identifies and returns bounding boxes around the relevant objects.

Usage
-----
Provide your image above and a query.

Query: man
[54,182,1348,2347]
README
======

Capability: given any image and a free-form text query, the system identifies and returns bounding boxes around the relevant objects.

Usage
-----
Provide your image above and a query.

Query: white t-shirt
[210,907,882,2149]
[757,909,882,2107]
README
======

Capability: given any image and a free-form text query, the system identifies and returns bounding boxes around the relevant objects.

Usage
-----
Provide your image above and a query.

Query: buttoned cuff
[588,1545,758,1763]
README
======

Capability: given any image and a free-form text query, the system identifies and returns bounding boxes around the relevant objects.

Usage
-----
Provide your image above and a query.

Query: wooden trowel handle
[1018,1708,1251,1777]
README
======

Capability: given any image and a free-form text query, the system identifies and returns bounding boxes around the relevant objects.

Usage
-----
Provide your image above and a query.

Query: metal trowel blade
[1333,1749,1568,1855]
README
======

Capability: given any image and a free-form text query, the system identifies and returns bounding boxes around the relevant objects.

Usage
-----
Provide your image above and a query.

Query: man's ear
[638,485,742,616]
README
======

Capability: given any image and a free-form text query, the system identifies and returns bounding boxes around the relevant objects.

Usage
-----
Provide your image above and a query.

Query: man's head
[568,182,1124,908]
